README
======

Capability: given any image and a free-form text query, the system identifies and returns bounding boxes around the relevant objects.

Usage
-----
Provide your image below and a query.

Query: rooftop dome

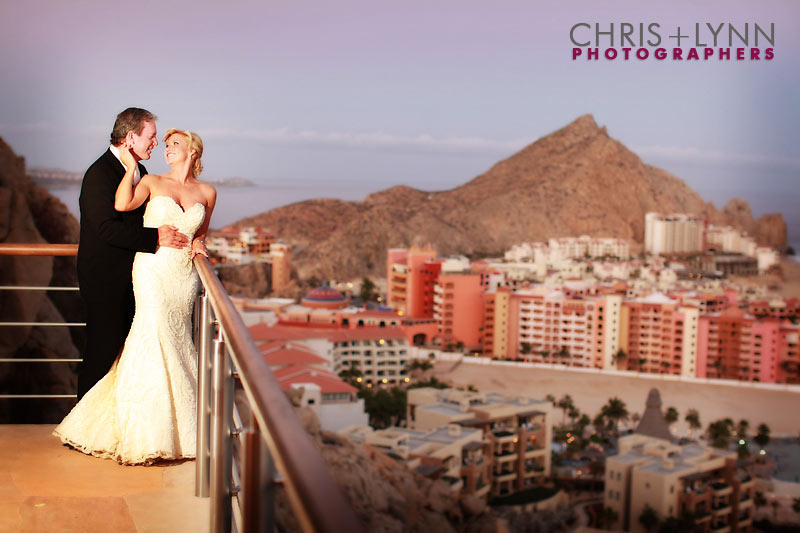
[303,286,347,302]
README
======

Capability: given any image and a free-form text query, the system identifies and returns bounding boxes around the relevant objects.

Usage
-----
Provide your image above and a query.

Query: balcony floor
[1,425,208,532]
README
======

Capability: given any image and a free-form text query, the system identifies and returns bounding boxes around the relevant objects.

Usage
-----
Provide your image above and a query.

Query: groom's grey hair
[110,107,157,146]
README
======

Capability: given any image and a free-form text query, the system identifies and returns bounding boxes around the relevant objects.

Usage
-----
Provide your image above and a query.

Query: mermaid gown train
[54,196,205,464]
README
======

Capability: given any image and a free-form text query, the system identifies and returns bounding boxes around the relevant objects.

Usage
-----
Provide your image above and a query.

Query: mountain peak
[236,116,785,280]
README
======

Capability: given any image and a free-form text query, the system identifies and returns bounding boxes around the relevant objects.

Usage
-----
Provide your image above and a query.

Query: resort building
[248,323,410,387]
[433,272,484,348]
[605,434,754,533]
[386,245,440,318]
[340,424,487,497]
[644,213,705,256]
[407,388,552,499]
[618,293,700,377]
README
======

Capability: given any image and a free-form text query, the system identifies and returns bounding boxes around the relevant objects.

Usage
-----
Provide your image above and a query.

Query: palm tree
[611,348,627,368]
[632,412,641,426]
[568,406,581,426]
[520,342,532,355]
[601,397,629,436]
[593,413,605,435]
[639,504,659,533]
[685,409,701,436]
[545,393,556,407]
[706,419,732,449]
[577,413,591,436]
[664,406,679,426]
[359,277,377,304]
[736,419,750,440]
[755,423,771,450]
[557,394,575,426]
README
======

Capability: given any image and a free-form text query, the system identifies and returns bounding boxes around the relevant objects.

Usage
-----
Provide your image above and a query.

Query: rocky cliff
[274,401,498,533]
[237,115,787,280]
[0,137,81,423]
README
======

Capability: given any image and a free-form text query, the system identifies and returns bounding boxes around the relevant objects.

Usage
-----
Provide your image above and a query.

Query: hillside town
[202,211,800,531]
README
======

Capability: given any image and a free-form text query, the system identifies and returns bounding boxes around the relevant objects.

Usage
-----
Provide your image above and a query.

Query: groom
[76,107,188,399]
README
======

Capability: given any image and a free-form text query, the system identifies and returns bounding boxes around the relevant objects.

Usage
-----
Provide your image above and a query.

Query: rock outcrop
[237,115,787,280]
[0,137,81,423]
[216,261,273,298]
[275,401,498,533]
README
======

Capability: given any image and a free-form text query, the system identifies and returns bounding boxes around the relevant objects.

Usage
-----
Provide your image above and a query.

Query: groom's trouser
[76,283,136,400]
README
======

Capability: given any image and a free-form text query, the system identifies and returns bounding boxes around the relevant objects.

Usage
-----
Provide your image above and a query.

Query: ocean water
[48,184,799,254]
[48,182,365,229]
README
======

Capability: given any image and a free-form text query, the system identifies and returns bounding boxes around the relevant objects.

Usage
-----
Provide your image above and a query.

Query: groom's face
[129,121,158,161]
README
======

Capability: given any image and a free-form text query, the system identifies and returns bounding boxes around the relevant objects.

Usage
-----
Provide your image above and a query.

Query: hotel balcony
[711,499,732,516]
[1,244,362,533]
[711,480,732,496]
[710,522,731,533]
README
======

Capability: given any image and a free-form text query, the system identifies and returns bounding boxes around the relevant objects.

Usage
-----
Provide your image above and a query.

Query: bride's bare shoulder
[199,181,217,201]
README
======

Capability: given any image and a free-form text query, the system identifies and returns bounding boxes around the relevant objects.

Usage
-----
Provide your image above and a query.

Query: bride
[54,129,216,464]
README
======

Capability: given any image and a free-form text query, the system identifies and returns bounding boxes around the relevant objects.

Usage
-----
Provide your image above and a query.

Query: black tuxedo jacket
[76,149,158,302]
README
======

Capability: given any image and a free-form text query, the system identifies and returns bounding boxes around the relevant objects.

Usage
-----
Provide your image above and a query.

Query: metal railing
[0,243,82,399]
[0,243,364,532]
[193,255,363,532]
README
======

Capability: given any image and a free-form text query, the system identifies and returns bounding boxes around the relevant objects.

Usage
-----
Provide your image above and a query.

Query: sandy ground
[432,360,800,437]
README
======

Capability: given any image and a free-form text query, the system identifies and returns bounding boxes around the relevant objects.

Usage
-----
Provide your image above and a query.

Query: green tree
[755,423,771,449]
[577,414,591,435]
[736,419,750,439]
[338,361,363,385]
[706,419,732,449]
[639,504,659,533]
[557,394,575,426]
[664,406,679,426]
[601,397,629,436]
[360,386,407,428]
[613,348,627,366]
[545,394,556,407]
[685,408,701,435]
[592,413,605,434]
[359,277,377,303]
[520,342,532,355]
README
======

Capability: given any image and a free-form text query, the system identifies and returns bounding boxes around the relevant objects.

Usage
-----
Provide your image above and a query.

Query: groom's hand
[157,225,189,249]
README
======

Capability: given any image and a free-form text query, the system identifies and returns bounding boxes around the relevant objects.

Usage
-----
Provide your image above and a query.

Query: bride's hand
[120,144,136,171]
[190,238,208,260]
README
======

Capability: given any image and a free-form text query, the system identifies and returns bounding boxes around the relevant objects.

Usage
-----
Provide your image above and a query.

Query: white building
[644,213,704,255]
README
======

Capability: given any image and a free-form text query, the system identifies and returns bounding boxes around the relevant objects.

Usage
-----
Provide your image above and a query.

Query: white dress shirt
[109,144,142,186]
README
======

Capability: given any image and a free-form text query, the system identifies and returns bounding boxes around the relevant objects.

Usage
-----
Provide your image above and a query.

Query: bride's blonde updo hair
[164,128,204,177]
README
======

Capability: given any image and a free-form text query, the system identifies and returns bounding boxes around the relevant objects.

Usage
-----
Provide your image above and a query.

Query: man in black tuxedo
[76,107,188,399]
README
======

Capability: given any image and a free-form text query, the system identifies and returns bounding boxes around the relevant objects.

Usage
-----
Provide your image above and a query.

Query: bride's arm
[191,185,218,259]
[114,147,151,212]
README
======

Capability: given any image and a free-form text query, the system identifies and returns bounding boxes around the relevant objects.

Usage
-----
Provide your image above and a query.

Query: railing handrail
[0,243,78,256]
[194,256,364,533]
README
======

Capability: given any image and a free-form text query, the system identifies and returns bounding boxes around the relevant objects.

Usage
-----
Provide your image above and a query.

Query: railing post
[210,331,234,533]
[241,414,276,533]
[195,291,213,497]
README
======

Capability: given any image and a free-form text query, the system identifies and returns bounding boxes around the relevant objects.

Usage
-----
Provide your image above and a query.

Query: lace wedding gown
[54,196,205,464]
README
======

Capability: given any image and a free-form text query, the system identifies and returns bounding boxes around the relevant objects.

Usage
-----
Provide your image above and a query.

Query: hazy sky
[1,0,798,235]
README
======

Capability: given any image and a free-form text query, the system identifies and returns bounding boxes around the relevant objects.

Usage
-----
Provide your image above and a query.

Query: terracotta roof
[248,323,406,343]
[275,365,358,394]
[263,347,328,367]
[303,286,348,302]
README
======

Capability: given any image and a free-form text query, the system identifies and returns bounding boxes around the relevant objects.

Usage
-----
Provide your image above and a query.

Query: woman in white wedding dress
[54,129,217,464]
